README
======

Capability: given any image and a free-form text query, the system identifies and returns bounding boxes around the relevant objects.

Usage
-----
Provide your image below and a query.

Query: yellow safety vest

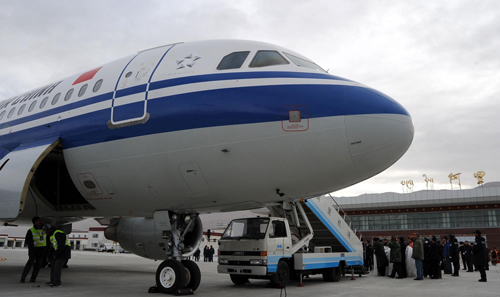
[50,230,70,250]
[29,227,46,248]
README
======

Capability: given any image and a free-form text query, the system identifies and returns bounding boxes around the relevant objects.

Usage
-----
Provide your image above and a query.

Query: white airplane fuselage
[0,40,414,223]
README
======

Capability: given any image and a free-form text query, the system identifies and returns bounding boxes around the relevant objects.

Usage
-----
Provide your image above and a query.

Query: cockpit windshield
[249,50,289,68]
[221,218,270,240]
[217,51,250,70]
[283,52,326,73]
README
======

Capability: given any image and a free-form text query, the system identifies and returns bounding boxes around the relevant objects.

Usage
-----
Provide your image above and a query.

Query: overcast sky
[1,0,499,200]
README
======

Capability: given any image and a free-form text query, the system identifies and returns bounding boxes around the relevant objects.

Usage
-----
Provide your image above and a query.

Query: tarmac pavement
[1,248,499,297]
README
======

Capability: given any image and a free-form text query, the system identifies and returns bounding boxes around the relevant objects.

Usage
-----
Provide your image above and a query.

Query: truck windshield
[222,218,270,240]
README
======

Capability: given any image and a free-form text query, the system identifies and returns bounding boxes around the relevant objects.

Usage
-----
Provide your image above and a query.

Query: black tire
[270,260,290,287]
[156,259,186,294]
[230,274,249,285]
[322,266,341,282]
[181,260,201,291]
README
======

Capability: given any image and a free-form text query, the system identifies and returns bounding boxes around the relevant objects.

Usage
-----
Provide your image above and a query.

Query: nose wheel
[156,259,201,294]
[156,260,186,294]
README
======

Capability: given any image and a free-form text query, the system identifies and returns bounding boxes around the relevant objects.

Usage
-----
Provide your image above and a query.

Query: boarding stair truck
[217,195,365,286]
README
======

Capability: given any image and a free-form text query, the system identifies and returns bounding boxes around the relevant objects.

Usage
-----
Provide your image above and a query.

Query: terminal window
[350,209,499,231]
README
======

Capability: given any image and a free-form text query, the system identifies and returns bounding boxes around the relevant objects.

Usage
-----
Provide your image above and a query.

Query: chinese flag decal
[73,67,102,85]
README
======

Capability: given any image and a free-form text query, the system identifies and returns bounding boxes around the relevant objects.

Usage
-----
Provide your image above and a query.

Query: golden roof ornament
[473,171,485,185]
[401,180,414,193]
[448,173,461,190]
[423,174,434,190]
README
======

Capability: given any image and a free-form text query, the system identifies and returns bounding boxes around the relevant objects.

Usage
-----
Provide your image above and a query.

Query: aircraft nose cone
[344,87,414,180]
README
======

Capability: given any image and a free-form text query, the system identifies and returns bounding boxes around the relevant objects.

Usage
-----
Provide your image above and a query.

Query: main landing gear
[154,213,202,294]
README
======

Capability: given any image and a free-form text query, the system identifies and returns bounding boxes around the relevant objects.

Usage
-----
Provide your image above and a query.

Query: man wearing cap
[20,217,46,283]
[411,233,424,280]
[472,230,487,282]
[45,226,71,287]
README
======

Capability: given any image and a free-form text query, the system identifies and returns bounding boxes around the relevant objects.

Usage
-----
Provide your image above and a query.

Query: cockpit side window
[249,50,289,68]
[283,52,326,73]
[217,51,250,70]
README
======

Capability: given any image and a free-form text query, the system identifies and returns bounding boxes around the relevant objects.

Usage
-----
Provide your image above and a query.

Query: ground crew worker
[20,217,46,283]
[45,225,71,287]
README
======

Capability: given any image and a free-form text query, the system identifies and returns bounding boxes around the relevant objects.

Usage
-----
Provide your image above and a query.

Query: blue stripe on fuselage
[0,72,410,150]
[149,71,352,91]
[115,84,147,98]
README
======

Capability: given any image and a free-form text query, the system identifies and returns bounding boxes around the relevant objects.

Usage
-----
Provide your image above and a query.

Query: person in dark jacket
[209,245,215,262]
[449,234,460,276]
[429,236,443,279]
[45,225,71,287]
[398,237,407,278]
[472,230,487,282]
[20,217,46,283]
[464,241,474,272]
[373,238,388,276]
[365,240,373,271]
[442,236,452,274]
[388,236,404,278]
[203,245,209,262]
[193,248,201,262]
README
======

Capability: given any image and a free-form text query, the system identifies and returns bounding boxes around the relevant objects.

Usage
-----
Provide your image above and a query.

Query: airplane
[0,39,414,293]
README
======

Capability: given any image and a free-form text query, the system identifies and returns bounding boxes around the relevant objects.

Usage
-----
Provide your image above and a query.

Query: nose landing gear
[154,213,202,294]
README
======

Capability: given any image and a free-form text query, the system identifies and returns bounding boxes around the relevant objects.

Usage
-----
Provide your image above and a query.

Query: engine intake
[105,215,203,260]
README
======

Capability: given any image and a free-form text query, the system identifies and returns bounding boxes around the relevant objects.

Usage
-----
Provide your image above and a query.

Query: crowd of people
[192,245,215,262]
[364,230,492,282]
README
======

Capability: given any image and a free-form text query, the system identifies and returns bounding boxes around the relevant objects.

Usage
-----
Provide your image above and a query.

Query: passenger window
[64,88,74,101]
[249,50,289,68]
[29,100,37,112]
[93,79,103,92]
[283,52,326,72]
[7,107,16,118]
[40,97,49,109]
[18,104,26,115]
[78,84,88,97]
[52,93,61,105]
[217,51,250,70]
[0,110,5,121]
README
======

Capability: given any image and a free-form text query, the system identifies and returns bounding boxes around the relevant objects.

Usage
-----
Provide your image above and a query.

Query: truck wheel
[270,260,290,287]
[230,274,249,285]
[156,259,187,294]
[181,260,201,291]
[322,266,341,282]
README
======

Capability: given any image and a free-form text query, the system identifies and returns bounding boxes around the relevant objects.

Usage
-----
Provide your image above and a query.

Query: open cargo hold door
[0,137,60,219]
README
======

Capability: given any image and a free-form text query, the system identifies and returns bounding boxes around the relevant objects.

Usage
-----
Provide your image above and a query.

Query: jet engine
[104,215,203,260]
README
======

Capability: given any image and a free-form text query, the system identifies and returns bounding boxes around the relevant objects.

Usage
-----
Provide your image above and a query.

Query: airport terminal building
[334,182,500,248]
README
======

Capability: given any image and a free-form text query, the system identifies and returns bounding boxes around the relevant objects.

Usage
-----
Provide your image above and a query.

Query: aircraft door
[0,137,60,219]
[109,45,174,128]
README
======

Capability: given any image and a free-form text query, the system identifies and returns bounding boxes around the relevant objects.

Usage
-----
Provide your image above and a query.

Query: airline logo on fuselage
[176,54,201,69]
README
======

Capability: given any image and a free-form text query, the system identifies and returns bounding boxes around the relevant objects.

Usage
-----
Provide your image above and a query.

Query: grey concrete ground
[1,248,499,297]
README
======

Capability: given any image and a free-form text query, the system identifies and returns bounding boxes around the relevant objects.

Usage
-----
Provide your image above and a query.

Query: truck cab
[217,217,293,285]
